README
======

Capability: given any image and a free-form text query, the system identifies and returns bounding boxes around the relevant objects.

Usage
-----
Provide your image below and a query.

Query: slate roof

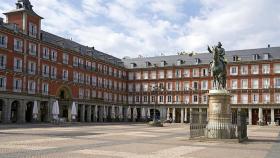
[40,31,124,67]
[122,47,280,69]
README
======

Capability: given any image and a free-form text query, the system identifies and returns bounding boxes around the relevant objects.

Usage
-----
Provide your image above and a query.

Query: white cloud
[1,0,280,58]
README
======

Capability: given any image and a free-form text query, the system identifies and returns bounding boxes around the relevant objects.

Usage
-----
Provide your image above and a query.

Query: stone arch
[56,85,72,100]
[11,100,20,123]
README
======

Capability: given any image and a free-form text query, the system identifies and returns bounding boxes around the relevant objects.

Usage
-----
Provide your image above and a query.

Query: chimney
[268,44,271,48]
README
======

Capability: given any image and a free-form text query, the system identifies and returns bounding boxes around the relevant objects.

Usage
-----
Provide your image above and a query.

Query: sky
[0,0,279,59]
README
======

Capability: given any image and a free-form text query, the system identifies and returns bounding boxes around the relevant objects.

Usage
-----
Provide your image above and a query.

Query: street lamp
[148,83,164,127]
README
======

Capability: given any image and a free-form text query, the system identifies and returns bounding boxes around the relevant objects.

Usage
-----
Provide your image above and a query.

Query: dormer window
[233,55,239,62]
[195,58,200,65]
[263,53,270,60]
[253,54,260,61]
[130,63,136,68]
[160,61,166,67]
[177,60,183,66]
[145,61,151,67]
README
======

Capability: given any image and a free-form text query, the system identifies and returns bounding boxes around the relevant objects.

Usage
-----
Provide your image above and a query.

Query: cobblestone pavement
[0,123,279,158]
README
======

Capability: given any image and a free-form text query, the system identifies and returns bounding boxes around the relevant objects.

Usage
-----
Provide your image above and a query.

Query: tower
[3,0,43,38]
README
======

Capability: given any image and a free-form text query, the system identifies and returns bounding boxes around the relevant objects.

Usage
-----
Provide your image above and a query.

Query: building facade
[0,1,280,125]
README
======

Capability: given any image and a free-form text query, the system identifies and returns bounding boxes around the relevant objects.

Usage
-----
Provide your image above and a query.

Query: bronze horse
[209,46,227,89]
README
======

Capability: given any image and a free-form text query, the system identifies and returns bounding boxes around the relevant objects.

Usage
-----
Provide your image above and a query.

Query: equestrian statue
[208,42,227,90]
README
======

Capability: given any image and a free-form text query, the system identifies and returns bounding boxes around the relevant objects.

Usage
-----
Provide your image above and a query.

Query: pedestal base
[206,122,236,139]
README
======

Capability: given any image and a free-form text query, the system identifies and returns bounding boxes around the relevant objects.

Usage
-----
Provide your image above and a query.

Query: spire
[16,0,33,11]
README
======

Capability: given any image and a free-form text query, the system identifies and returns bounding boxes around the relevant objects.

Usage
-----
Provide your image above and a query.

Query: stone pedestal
[206,90,234,139]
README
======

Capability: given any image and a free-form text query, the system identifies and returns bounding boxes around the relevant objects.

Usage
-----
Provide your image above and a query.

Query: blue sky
[0,0,280,58]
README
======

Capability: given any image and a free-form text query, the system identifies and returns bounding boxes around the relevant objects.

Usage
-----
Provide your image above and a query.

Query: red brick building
[1,0,280,125]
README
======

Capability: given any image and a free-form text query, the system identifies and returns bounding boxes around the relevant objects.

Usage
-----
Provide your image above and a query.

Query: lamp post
[148,83,164,127]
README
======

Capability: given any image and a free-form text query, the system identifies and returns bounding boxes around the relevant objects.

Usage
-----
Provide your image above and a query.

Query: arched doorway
[150,109,160,121]
[56,86,72,121]
[25,102,33,123]
[0,99,3,123]
[11,100,20,123]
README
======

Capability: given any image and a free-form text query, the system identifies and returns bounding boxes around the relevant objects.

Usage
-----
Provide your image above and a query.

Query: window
[143,71,148,79]
[85,74,91,85]
[63,53,69,64]
[184,69,190,77]
[159,95,164,103]
[136,72,141,80]
[50,50,57,61]
[175,81,180,91]
[175,69,181,78]
[151,96,155,103]
[79,88,84,99]
[263,78,270,89]
[0,54,7,70]
[128,72,134,80]
[14,38,23,52]
[275,94,280,103]
[143,83,148,91]
[231,79,238,89]
[230,66,238,75]
[201,80,208,90]
[253,54,260,60]
[184,81,189,90]
[202,95,208,104]
[160,61,166,67]
[85,89,90,99]
[273,63,280,74]
[167,95,172,103]
[135,96,140,103]
[28,43,36,55]
[175,95,180,103]
[263,94,270,103]
[251,65,259,74]
[73,71,78,82]
[50,66,57,79]
[78,58,84,68]
[130,63,136,68]
[135,84,141,92]
[184,95,189,104]
[252,94,259,104]
[252,79,259,89]
[231,94,237,104]
[177,60,182,66]
[13,58,22,72]
[240,66,248,75]
[0,76,7,91]
[201,68,208,77]
[193,95,198,104]
[13,78,22,92]
[241,94,248,104]
[241,79,248,89]
[42,47,49,59]
[151,71,156,79]
[193,81,199,90]
[28,80,36,94]
[264,53,270,60]
[62,69,68,81]
[28,61,36,75]
[233,55,239,62]
[92,76,97,86]
[262,64,270,74]
[159,71,164,79]
[167,70,172,78]
[195,58,200,65]
[275,78,280,88]
[166,82,172,91]
[42,64,49,77]
[29,23,37,37]
[0,34,7,48]
[192,69,199,77]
